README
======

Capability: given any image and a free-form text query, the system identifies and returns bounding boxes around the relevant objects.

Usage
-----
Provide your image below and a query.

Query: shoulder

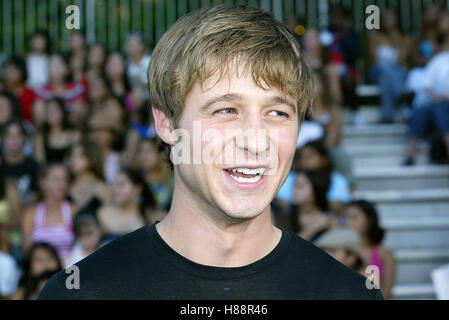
[282,231,382,299]
[379,246,395,262]
[38,226,153,299]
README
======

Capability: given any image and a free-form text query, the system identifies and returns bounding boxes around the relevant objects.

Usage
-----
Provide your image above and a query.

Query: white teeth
[229,173,263,183]
[230,168,266,175]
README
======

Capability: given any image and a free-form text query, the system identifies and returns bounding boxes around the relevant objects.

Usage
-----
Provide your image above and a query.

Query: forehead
[186,67,296,107]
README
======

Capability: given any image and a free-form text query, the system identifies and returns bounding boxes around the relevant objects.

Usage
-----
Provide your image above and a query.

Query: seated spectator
[344,200,396,299]
[97,169,158,241]
[22,270,57,300]
[369,7,411,123]
[404,26,449,165]
[315,227,365,274]
[26,31,51,90]
[34,53,87,127]
[12,242,62,300]
[125,33,151,102]
[1,57,38,124]
[303,27,342,105]
[87,115,121,185]
[274,169,332,243]
[22,164,76,265]
[327,5,361,121]
[137,138,174,212]
[310,68,355,187]
[65,213,104,268]
[34,98,74,164]
[410,3,441,68]
[299,140,352,216]
[0,120,40,206]
[0,222,20,299]
[85,43,106,89]
[0,91,22,132]
[105,51,133,111]
[67,141,112,212]
[0,166,21,257]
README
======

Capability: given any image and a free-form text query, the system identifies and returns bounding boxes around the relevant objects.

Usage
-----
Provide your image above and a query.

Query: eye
[268,110,289,118]
[215,108,236,116]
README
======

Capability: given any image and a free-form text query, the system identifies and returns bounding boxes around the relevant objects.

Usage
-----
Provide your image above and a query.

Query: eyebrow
[199,93,297,113]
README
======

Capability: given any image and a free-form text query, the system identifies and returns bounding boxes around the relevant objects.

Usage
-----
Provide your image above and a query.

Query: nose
[235,111,270,155]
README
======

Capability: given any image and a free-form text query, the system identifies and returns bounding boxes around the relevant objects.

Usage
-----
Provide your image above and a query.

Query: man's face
[174,70,299,221]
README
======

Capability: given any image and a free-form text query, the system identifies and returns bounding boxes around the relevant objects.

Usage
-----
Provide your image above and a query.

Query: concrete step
[395,248,449,285]
[392,283,436,299]
[344,142,426,157]
[342,123,406,138]
[352,154,429,168]
[354,165,449,190]
[342,123,407,147]
[342,105,403,125]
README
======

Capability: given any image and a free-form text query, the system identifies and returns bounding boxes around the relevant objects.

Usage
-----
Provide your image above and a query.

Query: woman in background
[98,168,159,241]
[34,98,74,164]
[68,140,112,213]
[21,164,76,266]
[12,242,62,300]
[345,200,396,299]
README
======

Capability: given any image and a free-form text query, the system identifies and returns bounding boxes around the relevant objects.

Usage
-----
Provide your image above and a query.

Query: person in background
[137,138,174,212]
[86,43,106,88]
[34,98,74,164]
[310,68,354,188]
[299,139,352,218]
[26,31,51,90]
[11,242,62,300]
[97,168,158,241]
[403,15,449,166]
[21,164,76,266]
[315,227,365,274]
[410,3,442,68]
[34,53,87,128]
[87,115,121,185]
[67,140,111,213]
[274,169,332,243]
[0,218,21,299]
[0,91,22,135]
[0,120,40,207]
[345,200,396,299]
[105,51,133,111]
[65,213,104,267]
[1,57,38,124]
[369,7,411,123]
[125,33,151,102]
[22,270,57,300]
[0,163,22,261]
[68,30,87,66]
[327,5,361,123]
[303,27,342,106]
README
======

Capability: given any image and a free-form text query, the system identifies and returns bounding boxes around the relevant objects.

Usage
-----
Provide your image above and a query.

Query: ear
[152,107,175,147]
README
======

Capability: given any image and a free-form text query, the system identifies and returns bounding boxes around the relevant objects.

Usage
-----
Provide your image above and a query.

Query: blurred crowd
[1,3,448,300]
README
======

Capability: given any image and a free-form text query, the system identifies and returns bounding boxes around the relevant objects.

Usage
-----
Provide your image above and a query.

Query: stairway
[341,105,449,300]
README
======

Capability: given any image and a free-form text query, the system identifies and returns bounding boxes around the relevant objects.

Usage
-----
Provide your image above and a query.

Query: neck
[5,151,25,164]
[298,202,317,215]
[156,173,281,267]
[45,197,63,209]
[120,200,139,213]
[131,53,144,64]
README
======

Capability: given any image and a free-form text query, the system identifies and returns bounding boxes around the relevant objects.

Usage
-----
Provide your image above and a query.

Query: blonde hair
[148,4,314,169]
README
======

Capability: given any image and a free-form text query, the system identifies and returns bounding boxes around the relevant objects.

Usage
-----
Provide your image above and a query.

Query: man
[39,5,383,299]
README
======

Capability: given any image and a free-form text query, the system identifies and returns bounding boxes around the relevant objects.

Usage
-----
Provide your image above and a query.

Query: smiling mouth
[225,167,266,183]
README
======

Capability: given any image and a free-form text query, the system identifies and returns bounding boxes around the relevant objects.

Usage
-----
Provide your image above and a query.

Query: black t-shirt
[38,222,383,300]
